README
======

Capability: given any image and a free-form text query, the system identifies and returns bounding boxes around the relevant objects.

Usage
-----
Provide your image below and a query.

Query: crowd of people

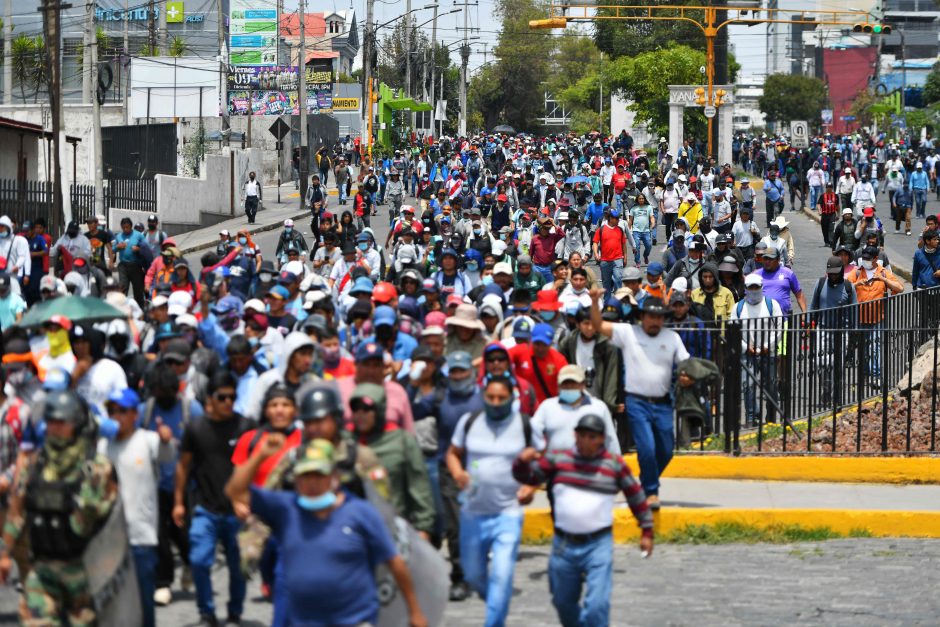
[0,127,937,627]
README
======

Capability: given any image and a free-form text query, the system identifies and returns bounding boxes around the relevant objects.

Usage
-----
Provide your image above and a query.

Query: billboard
[229,0,278,65]
[227,86,333,115]
[129,56,220,118]
[227,65,299,91]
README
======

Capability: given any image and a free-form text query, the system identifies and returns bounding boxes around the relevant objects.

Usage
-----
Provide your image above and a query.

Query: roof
[0,116,80,142]
[305,50,339,64]
[280,13,326,38]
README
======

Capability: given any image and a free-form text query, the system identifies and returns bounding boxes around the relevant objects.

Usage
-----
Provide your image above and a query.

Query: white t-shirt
[76,359,128,416]
[610,323,689,397]
[532,395,621,456]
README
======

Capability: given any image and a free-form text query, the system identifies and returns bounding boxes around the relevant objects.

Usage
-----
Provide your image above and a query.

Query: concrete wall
[609,95,655,149]
[0,128,40,180]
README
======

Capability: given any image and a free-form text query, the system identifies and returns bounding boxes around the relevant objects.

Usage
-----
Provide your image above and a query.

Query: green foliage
[169,36,188,57]
[759,74,829,128]
[594,0,706,59]
[660,522,870,545]
[336,72,358,84]
[11,34,39,102]
[924,62,940,106]
[182,126,207,177]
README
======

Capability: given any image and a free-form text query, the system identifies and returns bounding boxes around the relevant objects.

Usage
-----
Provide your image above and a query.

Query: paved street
[1,538,933,625]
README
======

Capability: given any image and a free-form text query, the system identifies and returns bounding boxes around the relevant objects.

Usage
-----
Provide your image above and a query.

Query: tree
[924,61,940,106]
[594,0,705,59]
[169,36,188,57]
[759,74,829,128]
[11,34,37,102]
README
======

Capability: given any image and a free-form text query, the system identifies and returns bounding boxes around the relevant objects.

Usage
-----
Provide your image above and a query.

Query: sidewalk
[174,183,309,255]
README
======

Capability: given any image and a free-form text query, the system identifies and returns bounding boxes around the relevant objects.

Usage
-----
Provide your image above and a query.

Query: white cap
[672,277,689,293]
[151,294,169,308]
[685,192,697,202]
[557,212,569,221]
[842,207,853,215]
[167,291,193,317]
[844,167,851,173]
[917,161,924,168]
[176,313,198,329]
[421,325,445,337]
[220,229,230,236]
[744,274,763,287]
[284,218,294,227]
[493,261,513,276]
[491,241,508,256]
[244,298,266,313]
[678,174,687,182]
[741,178,749,184]
[283,260,304,276]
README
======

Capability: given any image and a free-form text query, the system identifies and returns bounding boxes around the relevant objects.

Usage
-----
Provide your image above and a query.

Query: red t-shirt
[325,358,356,379]
[593,224,627,262]
[231,428,303,487]
[612,173,629,194]
[508,343,568,406]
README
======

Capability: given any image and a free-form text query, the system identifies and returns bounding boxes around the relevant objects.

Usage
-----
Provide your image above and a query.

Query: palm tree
[31,36,47,104]
[169,36,187,57]
[11,34,36,102]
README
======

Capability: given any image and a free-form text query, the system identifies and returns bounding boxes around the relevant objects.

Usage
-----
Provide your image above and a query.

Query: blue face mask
[285,227,292,233]
[540,311,556,322]
[248,336,259,348]
[621,303,633,317]
[473,229,482,236]
[297,491,337,511]
[238,237,248,246]
[484,398,514,422]
[482,275,494,286]
[467,261,479,272]
[558,389,581,404]
[358,243,369,251]
[0,231,9,239]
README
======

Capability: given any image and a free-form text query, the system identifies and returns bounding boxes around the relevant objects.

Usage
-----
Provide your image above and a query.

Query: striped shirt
[512,448,653,533]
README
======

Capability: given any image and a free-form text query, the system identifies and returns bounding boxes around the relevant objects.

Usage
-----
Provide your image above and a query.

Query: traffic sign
[790,120,809,149]
[703,105,717,119]
[268,118,290,140]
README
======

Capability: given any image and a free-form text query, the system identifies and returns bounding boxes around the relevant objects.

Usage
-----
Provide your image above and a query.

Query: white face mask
[861,259,874,271]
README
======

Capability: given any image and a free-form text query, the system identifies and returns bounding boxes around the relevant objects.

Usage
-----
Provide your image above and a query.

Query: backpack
[469,160,481,176]
[462,409,533,448]
[736,296,774,318]
[142,397,192,431]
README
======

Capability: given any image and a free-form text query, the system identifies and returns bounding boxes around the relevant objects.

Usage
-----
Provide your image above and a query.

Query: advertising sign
[227,65,299,91]
[227,87,333,115]
[332,98,360,111]
[229,0,278,65]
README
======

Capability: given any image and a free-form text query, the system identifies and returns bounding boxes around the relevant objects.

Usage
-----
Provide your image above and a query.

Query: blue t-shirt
[114,230,147,264]
[140,399,205,492]
[250,488,397,627]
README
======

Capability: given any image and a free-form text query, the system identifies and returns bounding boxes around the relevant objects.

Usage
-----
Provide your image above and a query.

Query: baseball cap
[647,262,664,277]
[762,247,780,259]
[245,298,266,313]
[355,341,385,362]
[575,414,606,434]
[267,285,291,300]
[622,267,643,282]
[446,351,473,371]
[212,294,243,316]
[106,388,141,411]
[744,274,763,287]
[669,290,690,305]
[493,262,513,276]
[350,276,375,295]
[532,323,554,345]
[512,318,533,340]
[862,207,875,217]
[842,207,854,215]
[163,338,192,363]
[293,439,336,476]
[558,364,586,385]
[517,254,533,267]
[373,305,397,327]
[284,218,294,227]
[609,208,621,218]
[861,246,879,260]
[826,256,844,273]
[176,313,198,329]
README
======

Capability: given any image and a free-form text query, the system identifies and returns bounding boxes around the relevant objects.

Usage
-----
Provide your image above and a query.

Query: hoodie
[245,332,318,421]
[0,216,31,279]
[476,341,538,416]
[690,262,735,320]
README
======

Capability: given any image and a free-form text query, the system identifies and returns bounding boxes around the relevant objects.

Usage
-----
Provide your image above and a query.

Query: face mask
[621,303,633,317]
[770,233,778,240]
[238,237,248,246]
[322,347,341,367]
[484,397,514,422]
[248,336,260,348]
[540,311,556,322]
[297,491,337,512]
[285,227,292,233]
[259,273,274,283]
[558,389,581,404]
[827,272,844,286]
[448,376,476,395]
[47,329,71,357]
[481,275,494,286]
[467,261,479,272]
[744,290,763,306]
[67,228,79,238]
[99,417,120,441]
[926,247,938,255]
[0,231,8,239]
[861,259,874,270]
[473,229,482,236]
[358,243,369,251]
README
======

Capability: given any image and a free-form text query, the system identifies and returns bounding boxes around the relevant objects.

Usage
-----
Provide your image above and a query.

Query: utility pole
[158,0,167,55]
[458,0,469,136]
[91,24,104,216]
[123,0,129,123]
[362,0,374,153]
[405,1,412,131]
[39,0,69,232]
[712,0,728,160]
[599,52,603,135]
[428,4,438,137]
[4,0,14,104]
[218,0,229,146]
[298,0,308,207]
[83,0,93,104]
[147,0,155,53]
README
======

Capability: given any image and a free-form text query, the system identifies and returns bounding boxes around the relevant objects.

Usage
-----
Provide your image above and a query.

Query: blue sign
[231,35,265,48]
[840,115,856,122]
[244,9,276,18]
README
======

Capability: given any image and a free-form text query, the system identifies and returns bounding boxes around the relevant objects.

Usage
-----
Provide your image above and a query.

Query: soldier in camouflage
[0,390,117,626]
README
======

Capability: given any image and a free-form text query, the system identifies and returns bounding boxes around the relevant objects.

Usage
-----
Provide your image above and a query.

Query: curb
[632,454,940,484]
[799,206,913,282]
[522,507,940,543]
[179,211,311,256]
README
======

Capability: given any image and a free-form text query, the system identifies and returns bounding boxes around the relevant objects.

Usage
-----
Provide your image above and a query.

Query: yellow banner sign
[332,98,360,110]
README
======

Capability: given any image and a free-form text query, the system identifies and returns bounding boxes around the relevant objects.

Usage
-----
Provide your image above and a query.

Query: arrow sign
[269,118,290,140]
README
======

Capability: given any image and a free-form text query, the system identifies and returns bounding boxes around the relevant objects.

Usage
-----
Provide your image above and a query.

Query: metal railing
[0,179,156,231]
[672,285,940,454]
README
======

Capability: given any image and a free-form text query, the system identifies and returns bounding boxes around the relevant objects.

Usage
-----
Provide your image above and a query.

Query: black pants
[438,465,465,585]
[119,261,146,308]
[245,196,259,223]
[820,213,836,246]
[662,213,676,240]
[157,489,190,589]
[309,213,321,260]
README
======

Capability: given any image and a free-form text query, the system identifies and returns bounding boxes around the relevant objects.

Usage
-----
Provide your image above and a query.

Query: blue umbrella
[564,175,589,185]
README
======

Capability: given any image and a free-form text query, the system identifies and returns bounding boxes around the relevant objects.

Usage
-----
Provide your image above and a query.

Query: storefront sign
[332,98,359,111]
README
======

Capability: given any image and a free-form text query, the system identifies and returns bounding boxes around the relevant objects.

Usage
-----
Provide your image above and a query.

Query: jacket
[674,358,721,424]
[558,330,620,414]
[362,428,436,534]
[912,248,940,289]
[244,332,318,421]
[831,219,859,252]
[690,262,735,320]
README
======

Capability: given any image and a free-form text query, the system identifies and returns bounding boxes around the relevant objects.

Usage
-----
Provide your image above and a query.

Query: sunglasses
[485,355,508,363]
[213,393,236,402]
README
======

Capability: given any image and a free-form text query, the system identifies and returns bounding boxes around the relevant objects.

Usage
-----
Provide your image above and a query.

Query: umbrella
[19,296,127,329]
[492,124,517,135]
[564,175,590,185]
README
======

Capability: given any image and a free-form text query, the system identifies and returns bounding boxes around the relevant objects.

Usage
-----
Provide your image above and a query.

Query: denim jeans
[425,458,444,540]
[549,532,613,627]
[632,232,652,264]
[338,182,348,204]
[914,189,928,217]
[460,511,523,627]
[599,259,624,299]
[809,185,823,210]
[534,264,554,284]
[189,505,246,618]
[625,395,674,496]
[861,321,883,378]
[743,353,778,425]
[132,545,158,627]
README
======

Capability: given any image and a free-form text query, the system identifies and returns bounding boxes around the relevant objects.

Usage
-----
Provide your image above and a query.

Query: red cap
[863,207,875,217]
[446,294,464,308]
[48,315,72,331]
[497,194,508,202]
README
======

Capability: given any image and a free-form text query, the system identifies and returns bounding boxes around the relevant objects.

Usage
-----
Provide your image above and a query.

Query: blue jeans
[549,532,613,627]
[625,395,674,496]
[131,545,158,627]
[914,189,928,217]
[460,511,523,627]
[861,321,883,377]
[534,264,554,283]
[599,259,624,299]
[189,505,246,618]
[743,354,778,425]
[425,458,444,540]
[632,232,651,264]
[338,182,348,203]
[809,185,823,210]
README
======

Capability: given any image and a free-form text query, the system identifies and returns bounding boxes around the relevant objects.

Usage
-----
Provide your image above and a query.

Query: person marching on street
[243,171,261,225]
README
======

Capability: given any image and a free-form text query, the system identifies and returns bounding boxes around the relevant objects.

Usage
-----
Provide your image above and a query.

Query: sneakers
[181,566,193,592]
[895,228,901,234]
[225,616,241,625]
[199,615,219,627]
[907,230,912,236]
[647,495,661,510]
[449,581,471,601]
[154,587,172,606]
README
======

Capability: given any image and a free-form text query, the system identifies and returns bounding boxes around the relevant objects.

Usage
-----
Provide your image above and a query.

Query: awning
[385,98,432,112]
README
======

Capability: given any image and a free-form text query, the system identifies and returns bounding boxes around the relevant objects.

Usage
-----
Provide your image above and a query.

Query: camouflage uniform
[11,450,117,626]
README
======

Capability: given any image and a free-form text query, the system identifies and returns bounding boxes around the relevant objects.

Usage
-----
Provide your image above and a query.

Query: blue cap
[277,271,299,285]
[107,388,140,410]
[609,208,621,218]
[355,341,385,362]
[647,262,664,276]
[357,232,371,242]
[532,323,554,344]
[441,216,452,223]
[350,276,374,295]
[441,247,458,259]
[267,285,291,300]
[512,318,532,339]
[213,295,244,315]
[446,351,473,371]
[153,321,181,341]
[373,305,397,327]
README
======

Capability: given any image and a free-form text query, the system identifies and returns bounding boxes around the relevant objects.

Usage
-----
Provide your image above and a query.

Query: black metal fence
[0,179,156,228]
[675,286,940,455]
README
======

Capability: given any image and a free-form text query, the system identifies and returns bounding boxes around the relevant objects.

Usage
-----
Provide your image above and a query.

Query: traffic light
[853,23,873,33]
[694,87,706,106]
[714,89,727,106]
[873,23,892,34]
[529,17,567,29]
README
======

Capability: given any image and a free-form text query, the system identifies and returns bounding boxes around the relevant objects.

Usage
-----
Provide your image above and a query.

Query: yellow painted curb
[522,508,940,543]
[623,454,940,484]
